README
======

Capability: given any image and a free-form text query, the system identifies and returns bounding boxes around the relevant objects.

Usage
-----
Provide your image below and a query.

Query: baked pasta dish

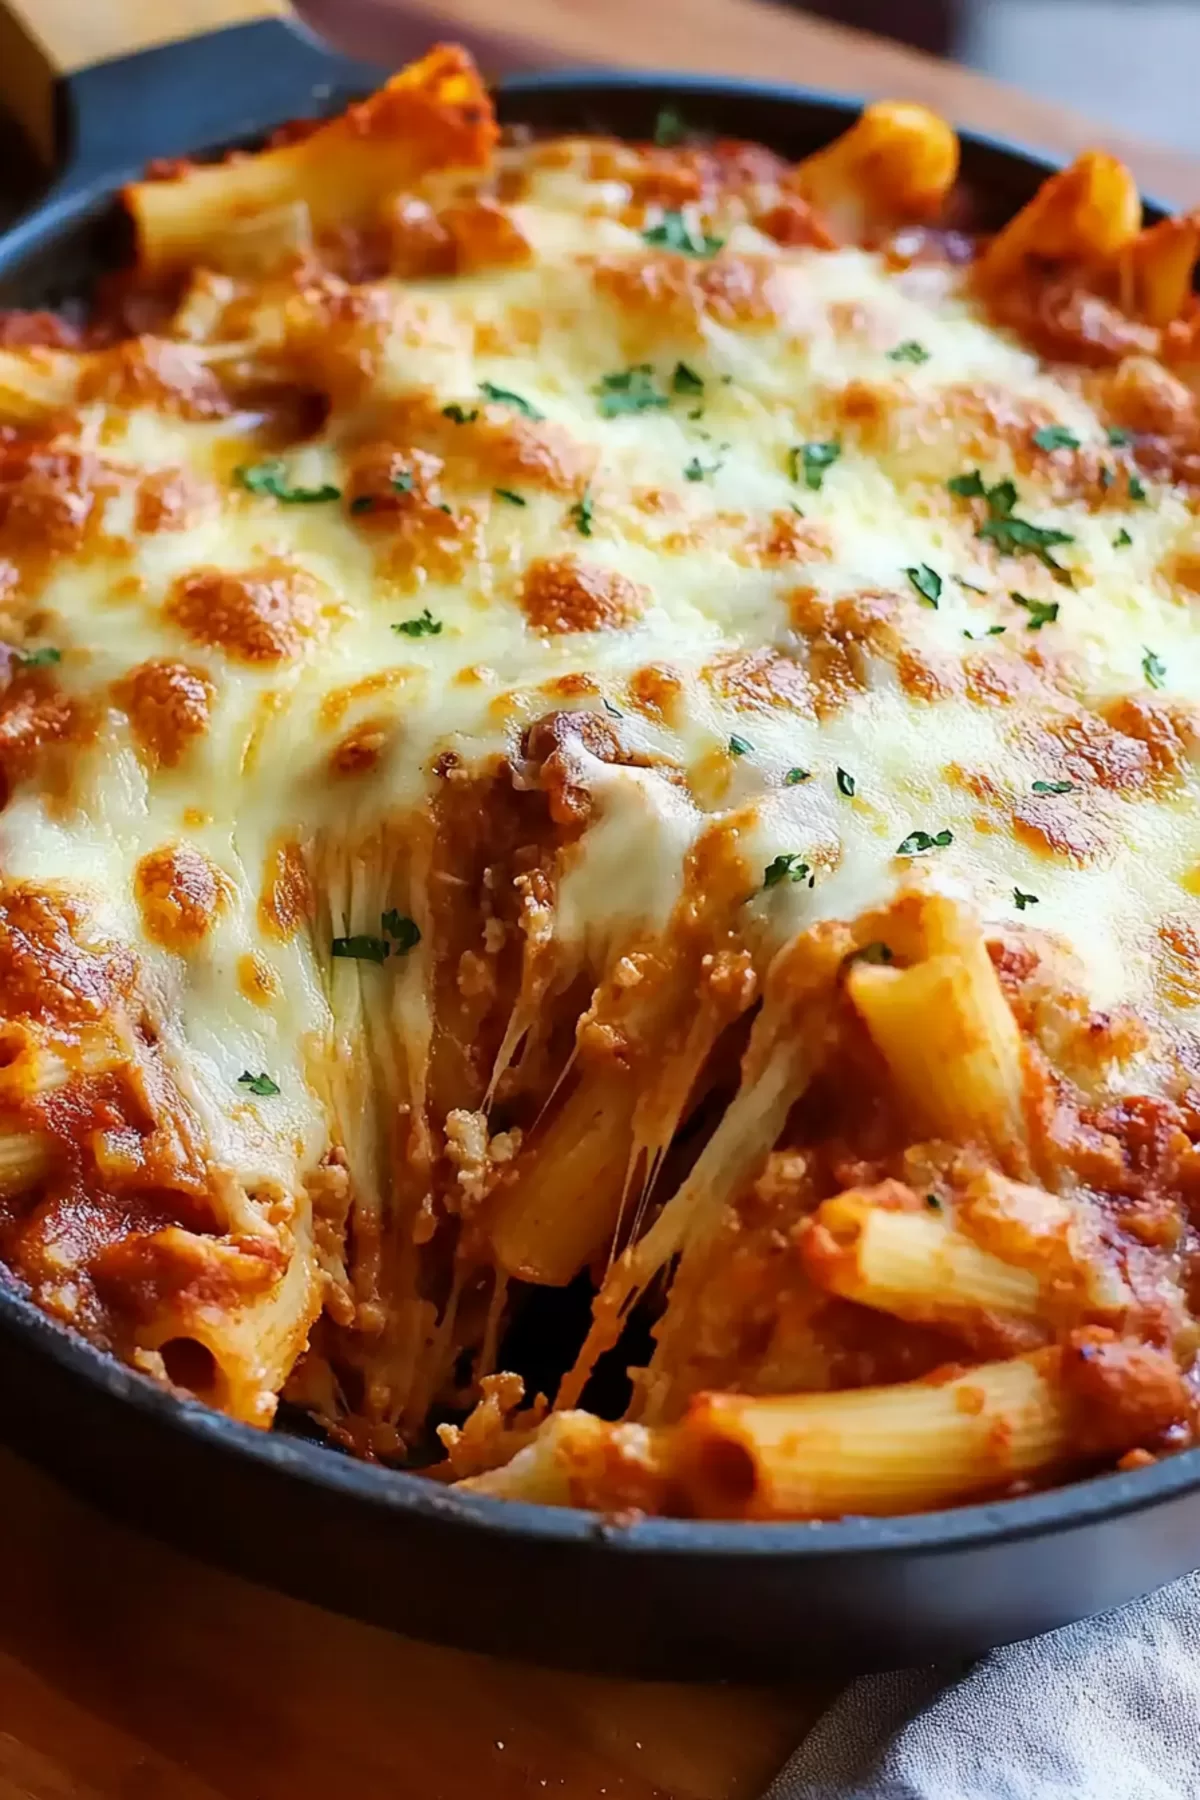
[5,47,1200,1521]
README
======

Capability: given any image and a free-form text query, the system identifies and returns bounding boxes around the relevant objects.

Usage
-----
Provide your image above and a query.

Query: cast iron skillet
[0,14,1197,1681]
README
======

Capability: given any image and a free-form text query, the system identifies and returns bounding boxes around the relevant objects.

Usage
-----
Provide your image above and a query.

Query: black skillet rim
[0,62,1191,1563]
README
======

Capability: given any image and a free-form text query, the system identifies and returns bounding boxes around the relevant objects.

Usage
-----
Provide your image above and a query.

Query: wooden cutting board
[0,3,1196,1796]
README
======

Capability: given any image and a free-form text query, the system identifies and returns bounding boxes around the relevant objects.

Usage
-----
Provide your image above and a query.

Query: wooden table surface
[0,2,1198,1796]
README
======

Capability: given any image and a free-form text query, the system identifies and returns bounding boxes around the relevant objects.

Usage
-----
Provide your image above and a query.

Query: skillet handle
[0,0,287,163]
[0,3,382,194]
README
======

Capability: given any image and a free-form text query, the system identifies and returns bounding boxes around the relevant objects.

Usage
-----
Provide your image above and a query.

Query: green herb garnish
[888,340,929,365]
[763,853,811,888]
[672,361,705,396]
[1013,888,1039,911]
[15,646,61,668]
[790,441,842,492]
[393,608,443,638]
[1031,779,1075,795]
[480,382,543,419]
[235,460,340,504]
[784,767,811,785]
[836,767,856,797]
[1143,648,1167,689]
[595,364,669,418]
[569,490,594,537]
[962,625,1006,640]
[728,734,752,756]
[237,1071,280,1096]
[905,564,942,608]
[1128,473,1147,502]
[1114,528,1133,548]
[330,934,389,964]
[684,455,723,482]
[1032,425,1080,452]
[949,471,1074,581]
[896,828,952,856]
[443,403,479,424]
[1011,592,1059,631]
[642,211,725,257]
[1106,426,1133,446]
[654,106,686,147]
[382,910,421,954]
[494,488,526,506]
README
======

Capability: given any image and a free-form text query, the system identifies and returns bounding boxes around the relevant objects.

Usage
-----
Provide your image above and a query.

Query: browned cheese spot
[113,658,215,770]
[79,337,232,420]
[166,562,324,664]
[520,556,647,635]
[238,951,280,1005]
[134,466,217,534]
[0,885,132,1027]
[258,838,313,942]
[592,252,782,342]
[134,846,231,953]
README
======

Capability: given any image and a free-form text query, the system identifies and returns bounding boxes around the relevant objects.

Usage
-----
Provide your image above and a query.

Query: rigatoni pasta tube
[672,1355,1071,1519]
[459,1411,667,1511]
[975,151,1142,288]
[801,1187,1044,1336]
[847,921,1029,1174]
[489,1071,635,1285]
[792,103,959,237]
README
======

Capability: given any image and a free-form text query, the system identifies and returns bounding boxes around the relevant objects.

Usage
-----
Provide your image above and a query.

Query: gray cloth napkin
[766,1573,1200,1800]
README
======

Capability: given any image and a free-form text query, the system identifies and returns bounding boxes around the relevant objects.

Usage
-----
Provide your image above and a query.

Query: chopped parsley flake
[479,382,543,419]
[1011,592,1059,630]
[836,767,856,797]
[1032,779,1075,795]
[763,853,811,888]
[790,441,842,492]
[784,767,811,785]
[949,470,1074,581]
[1106,426,1134,446]
[494,488,526,506]
[442,403,479,424]
[1099,465,1114,491]
[654,106,685,147]
[1013,888,1039,911]
[382,910,421,954]
[237,1071,279,1096]
[672,361,705,396]
[595,364,669,417]
[684,455,723,481]
[332,911,420,965]
[15,646,61,667]
[1114,528,1133,548]
[728,734,752,756]
[602,698,623,718]
[330,934,389,964]
[1143,647,1167,689]
[888,339,929,364]
[642,210,725,257]
[963,625,1006,640]
[393,608,442,638]
[1128,472,1147,502]
[925,1193,943,1211]
[1032,425,1080,452]
[896,828,952,856]
[234,460,340,504]
[569,490,594,536]
[905,564,942,607]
